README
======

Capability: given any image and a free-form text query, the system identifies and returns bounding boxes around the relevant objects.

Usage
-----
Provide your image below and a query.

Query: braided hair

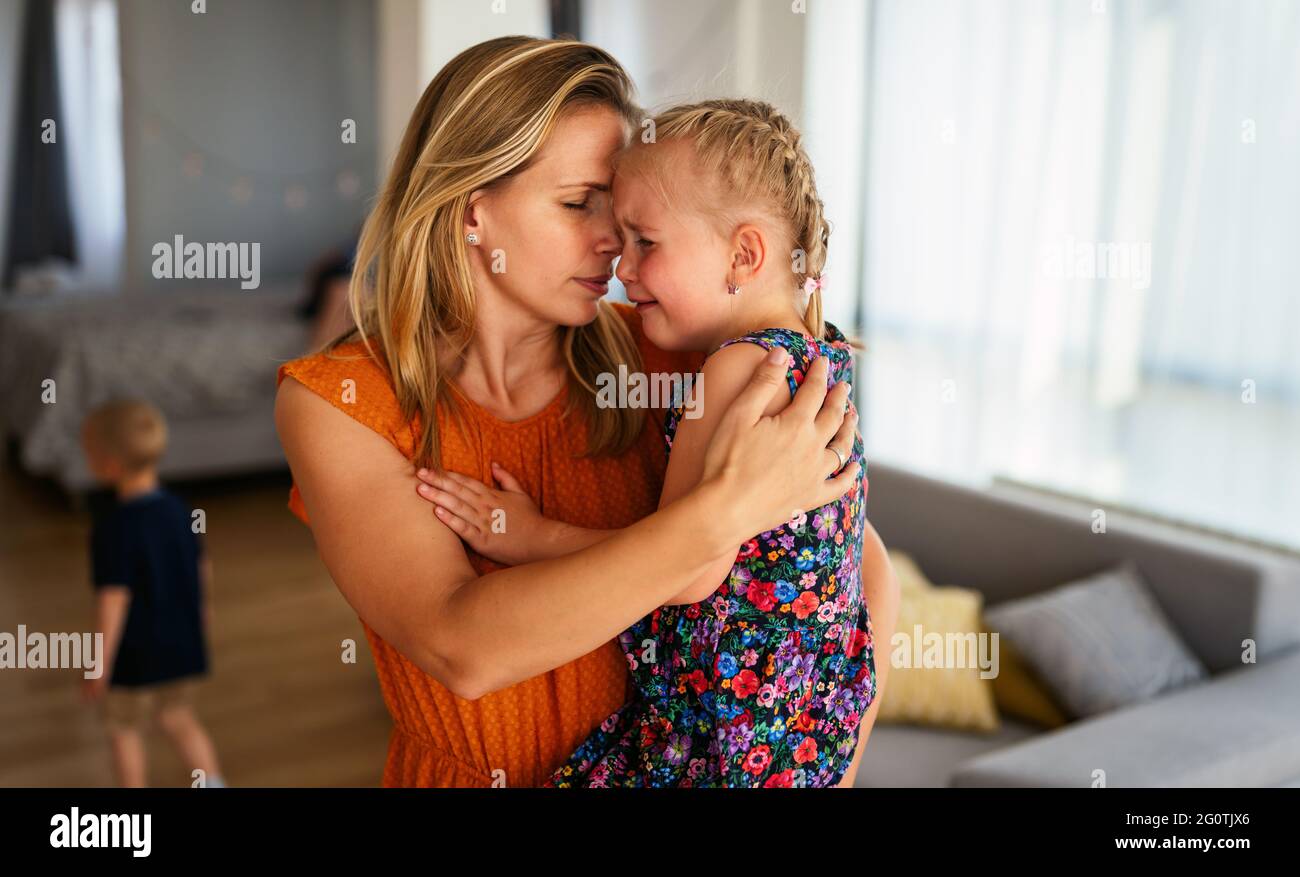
[627,99,831,339]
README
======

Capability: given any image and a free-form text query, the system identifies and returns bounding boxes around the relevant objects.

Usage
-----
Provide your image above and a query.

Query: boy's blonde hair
[83,399,168,473]
[620,99,831,339]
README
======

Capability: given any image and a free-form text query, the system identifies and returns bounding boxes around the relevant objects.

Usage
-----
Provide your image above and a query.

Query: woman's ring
[829,444,847,473]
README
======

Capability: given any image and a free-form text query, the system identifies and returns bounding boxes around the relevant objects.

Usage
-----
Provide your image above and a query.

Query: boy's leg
[102,689,150,787]
[154,680,223,785]
[107,728,149,788]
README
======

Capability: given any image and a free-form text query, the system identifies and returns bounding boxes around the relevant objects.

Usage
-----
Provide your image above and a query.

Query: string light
[130,94,370,210]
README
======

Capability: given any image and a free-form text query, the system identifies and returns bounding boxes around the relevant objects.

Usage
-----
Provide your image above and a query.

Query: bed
[0,284,310,497]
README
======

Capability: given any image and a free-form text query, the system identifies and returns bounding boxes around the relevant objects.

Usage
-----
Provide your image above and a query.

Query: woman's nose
[593,198,621,258]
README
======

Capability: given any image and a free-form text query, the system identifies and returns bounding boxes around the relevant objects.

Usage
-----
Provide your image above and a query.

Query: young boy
[79,398,225,788]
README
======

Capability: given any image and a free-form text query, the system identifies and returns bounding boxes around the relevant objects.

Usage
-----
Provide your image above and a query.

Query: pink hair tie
[803,272,826,295]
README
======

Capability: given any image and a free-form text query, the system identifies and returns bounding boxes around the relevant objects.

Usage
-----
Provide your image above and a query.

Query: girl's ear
[730,223,768,285]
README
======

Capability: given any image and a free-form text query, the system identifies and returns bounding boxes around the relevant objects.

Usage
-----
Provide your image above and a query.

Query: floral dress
[546,322,874,788]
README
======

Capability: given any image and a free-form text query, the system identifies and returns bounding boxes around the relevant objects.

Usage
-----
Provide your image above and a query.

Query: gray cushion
[984,562,1207,719]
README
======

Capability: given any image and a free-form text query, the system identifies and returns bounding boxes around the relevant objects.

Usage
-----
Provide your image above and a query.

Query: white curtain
[816,0,1300,548]
[862,0,1300,401]
[54,0,125,293]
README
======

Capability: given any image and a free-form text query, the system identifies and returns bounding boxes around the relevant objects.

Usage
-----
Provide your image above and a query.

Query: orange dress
[276,302,705,787]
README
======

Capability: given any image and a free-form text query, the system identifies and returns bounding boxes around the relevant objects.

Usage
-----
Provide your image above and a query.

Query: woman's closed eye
[562,200,589,212]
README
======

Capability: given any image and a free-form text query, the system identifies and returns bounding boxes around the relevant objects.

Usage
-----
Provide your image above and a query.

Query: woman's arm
[417,344,853,594]
[276,350,858,701]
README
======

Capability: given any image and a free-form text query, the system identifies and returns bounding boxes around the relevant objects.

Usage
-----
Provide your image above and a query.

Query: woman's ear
[730,224,768,285]
[463,189,487,242]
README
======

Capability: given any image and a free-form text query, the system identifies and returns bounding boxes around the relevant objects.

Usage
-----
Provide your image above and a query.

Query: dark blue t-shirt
[89,488,209,687]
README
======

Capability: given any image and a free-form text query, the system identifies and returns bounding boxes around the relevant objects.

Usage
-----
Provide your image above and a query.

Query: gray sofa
[854,462,1300,787]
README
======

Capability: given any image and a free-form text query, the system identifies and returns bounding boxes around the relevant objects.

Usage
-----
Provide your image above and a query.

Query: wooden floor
[0,459,391,787]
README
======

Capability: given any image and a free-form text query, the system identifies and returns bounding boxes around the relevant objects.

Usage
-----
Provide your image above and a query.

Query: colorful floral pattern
[546,323,874,788]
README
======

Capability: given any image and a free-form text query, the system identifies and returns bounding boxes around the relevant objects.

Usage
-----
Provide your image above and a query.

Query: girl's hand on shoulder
[414,464,555,566]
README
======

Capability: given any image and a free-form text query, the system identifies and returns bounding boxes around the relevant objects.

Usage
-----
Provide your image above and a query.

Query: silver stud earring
[465,233,480,245]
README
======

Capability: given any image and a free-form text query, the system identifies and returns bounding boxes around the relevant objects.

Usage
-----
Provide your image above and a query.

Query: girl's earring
[465,233,480,245]
[727,281,742,295]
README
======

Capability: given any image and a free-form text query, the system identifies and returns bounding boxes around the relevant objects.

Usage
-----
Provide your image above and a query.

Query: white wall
[582,0,806,118]
[374,0,811,176]
[116,0,377,290]
[421,0,548,85]
[375,0,548,182]
[803,0,871,333]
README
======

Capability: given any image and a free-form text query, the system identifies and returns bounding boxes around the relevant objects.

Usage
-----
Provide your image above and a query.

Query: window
[811,0,1300,550]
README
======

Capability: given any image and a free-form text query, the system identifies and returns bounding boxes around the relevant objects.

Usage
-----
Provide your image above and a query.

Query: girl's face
[467,105,627,328]
[612,158,735,352]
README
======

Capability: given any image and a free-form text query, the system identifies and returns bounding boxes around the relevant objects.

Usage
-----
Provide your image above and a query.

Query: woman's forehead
[532,106,625,183]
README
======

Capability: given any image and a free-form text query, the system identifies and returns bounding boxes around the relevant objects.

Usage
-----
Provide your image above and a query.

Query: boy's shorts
[102,677,200,731]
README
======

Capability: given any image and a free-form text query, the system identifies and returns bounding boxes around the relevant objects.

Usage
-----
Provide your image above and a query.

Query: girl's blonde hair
[318,36,648,469]
[621,99,835,341]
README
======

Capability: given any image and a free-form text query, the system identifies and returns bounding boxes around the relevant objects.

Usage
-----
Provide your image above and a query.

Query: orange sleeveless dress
[276,302,705,787]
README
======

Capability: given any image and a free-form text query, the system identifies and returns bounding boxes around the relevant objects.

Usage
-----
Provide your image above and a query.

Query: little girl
[418,99,873,787]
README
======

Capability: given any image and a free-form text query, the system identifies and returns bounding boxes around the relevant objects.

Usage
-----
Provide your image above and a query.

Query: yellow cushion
[984,625,1070,729]
[879,550,1069,732]
[888,549,933,593]
[879,551,1000,732]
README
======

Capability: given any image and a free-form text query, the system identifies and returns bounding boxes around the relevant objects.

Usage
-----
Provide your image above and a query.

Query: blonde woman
[274,36,895,788]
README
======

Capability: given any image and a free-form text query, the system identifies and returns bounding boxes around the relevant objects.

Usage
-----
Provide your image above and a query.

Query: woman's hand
[699,347,860,541]
[414,463,558,566]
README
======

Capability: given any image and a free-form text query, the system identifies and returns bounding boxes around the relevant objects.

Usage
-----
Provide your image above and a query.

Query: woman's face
[467,105,626,328]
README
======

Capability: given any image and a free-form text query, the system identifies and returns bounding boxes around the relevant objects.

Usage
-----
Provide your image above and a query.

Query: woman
[274,36,898,788]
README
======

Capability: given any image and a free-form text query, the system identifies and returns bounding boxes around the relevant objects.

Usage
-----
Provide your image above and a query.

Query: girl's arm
[645,342,803,604]
[276,351,859,701]
[835,519,900,787]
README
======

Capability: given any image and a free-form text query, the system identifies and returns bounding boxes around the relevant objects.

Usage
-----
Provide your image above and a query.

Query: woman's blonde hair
[621,98,836,341]
[319,36,648,469]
